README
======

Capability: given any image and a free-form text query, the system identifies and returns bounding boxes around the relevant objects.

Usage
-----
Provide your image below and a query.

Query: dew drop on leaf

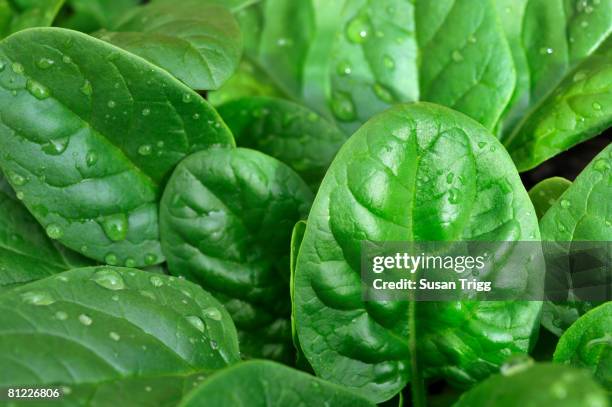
[182,93,193,103]
[336,60,352,76]
[21,291,55,306]
[500,355,534,376]
[85,151,98,167]
[91,268,126,290]
[37,58,55,69]
[55,311,68,320]
[539,47,554,55]
[78,314,93,326]
[105,253,119,266]
[11,62,24,74]
[560,199,570,208]
[109,331,121,341]
[46,224,63,240]
[150,276,164,287]
[592,102,602,111]
[383,55,395,70]
[80,80,93,96]
[330,91,356,122]
[125,258,136,268]
[373,83,394,103]
[346,15,370,43]
[186,316,206,333]
[8,171,26,186]
[138,144,152,156]
[203,307,222,321]
[107,100,116,108]
[26,79,51,100]
[144,253,158,265]
[451,50,464,62]
[100,213,129,242]
[142,108,151,116]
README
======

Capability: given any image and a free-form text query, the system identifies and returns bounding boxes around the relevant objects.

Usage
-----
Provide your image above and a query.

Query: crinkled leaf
[528,176,572,219]
[554,302,612,391]
[0,28,234,267]
[179,360,375,407]
[0,267,240,388]
[218,97,348,188]
[97,1,242,90]
[293,103,541,402]
[540,145,611,335]
[453,363,609,407]
[160,148,312,363]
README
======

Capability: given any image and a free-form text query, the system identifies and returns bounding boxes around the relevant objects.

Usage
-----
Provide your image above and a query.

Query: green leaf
[179,360,375,407]
[453,363,609,407]
[242,0,515,133]
[218,97,348,188]
[540,145,611,335]
[0,28,234,267]
[160,147,313,363]
[554,302,612,391]
[0,267,240,387]
[293,103,542,402]
[0,0,64,39]
[528,176,572,219]
[96,0,242,91]
[0,174,91,288]
[498,0,612,170]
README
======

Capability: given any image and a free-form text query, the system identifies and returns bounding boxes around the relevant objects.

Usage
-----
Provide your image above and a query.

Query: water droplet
[144,253,157,265]
[186,316,206,333]
[37,58,55,69]
[105,253,118,266]
[468,35,477,44]
[446,173,454,184]
[109,331,121,341]
[581,21,589,27]
[383,55,395,69]
[478,141,487,149]
[46,224,63,240]
[560,199,571,208]
[42,137,70,155]
[85,151,98,167]
[448,188,460,204]
[500,355,534,376]
[11,63,24,74]
[107,100,116,108]
[193,113,200,120]
[451,50,464,62]
[372,83,394,103]
[557,222,566,232]
[8,171,26,186]
[593,158,609,172]
[182,93,193,103]
[156,141,164,148]
[592,102,602,111]
[346,16,370,43]
[15,191,24,200]
[140,290,155,300]
[138,144,152,156]
[276,37,291,47]
[22,291,55,306]
[100,213,128,242]
[150,276,164,287]
[55,311,68,320]
[142,108,151,116]
[330,91,356,122]
[573,71,587,82]
[26,79,50,100]
[210,340,218,350]
[78,314,93,326]
[203,307,222,321]
[62,56,72,64]
[539,47,554,55]
[145,386,152,392]
[125,258,136,268]
[80,80,93,96]
[336,60,352,76]
[92,267,125,290]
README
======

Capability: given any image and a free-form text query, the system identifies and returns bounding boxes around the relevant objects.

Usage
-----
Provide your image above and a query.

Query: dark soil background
[521,132,611,189]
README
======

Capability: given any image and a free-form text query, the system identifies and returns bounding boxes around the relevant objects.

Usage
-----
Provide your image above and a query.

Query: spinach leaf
[554,302,611,391]
[293,103,542,402]
[0,28,234,267]
[498,0,611,170]
[528,176,572,219]
[96,0,242,91]
[540,144,611,335]
[179,360,375,407]
[0,173,91,288]
[0,267,240,387]
[453,363,609,407]
[0,0,64,38]
[218,97,348,188]
[160,147,313,363]
[238,0,515,133]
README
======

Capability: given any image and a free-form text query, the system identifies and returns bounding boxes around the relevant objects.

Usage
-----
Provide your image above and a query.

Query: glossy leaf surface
[0,28,234,267]
[528,176,572,219]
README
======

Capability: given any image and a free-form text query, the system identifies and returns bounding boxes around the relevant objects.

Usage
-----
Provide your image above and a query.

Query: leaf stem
[409,299,426,407]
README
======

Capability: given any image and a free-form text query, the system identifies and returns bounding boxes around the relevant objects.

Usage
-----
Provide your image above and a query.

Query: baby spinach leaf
[179,360,375,407]
[0,28,234,267]
[97,0,242,91]
[498,0,612,170]
[540,145,611,335]
[160,147,313,363]
[528,176,572,219]
[0,173,91,288]
[554,302,612,391]
[453,363,609,407]
[293,103,542,402]
[218,97,348,188]
[0,267,240,387]
[0,0,64,38]
[242,0,515,133]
